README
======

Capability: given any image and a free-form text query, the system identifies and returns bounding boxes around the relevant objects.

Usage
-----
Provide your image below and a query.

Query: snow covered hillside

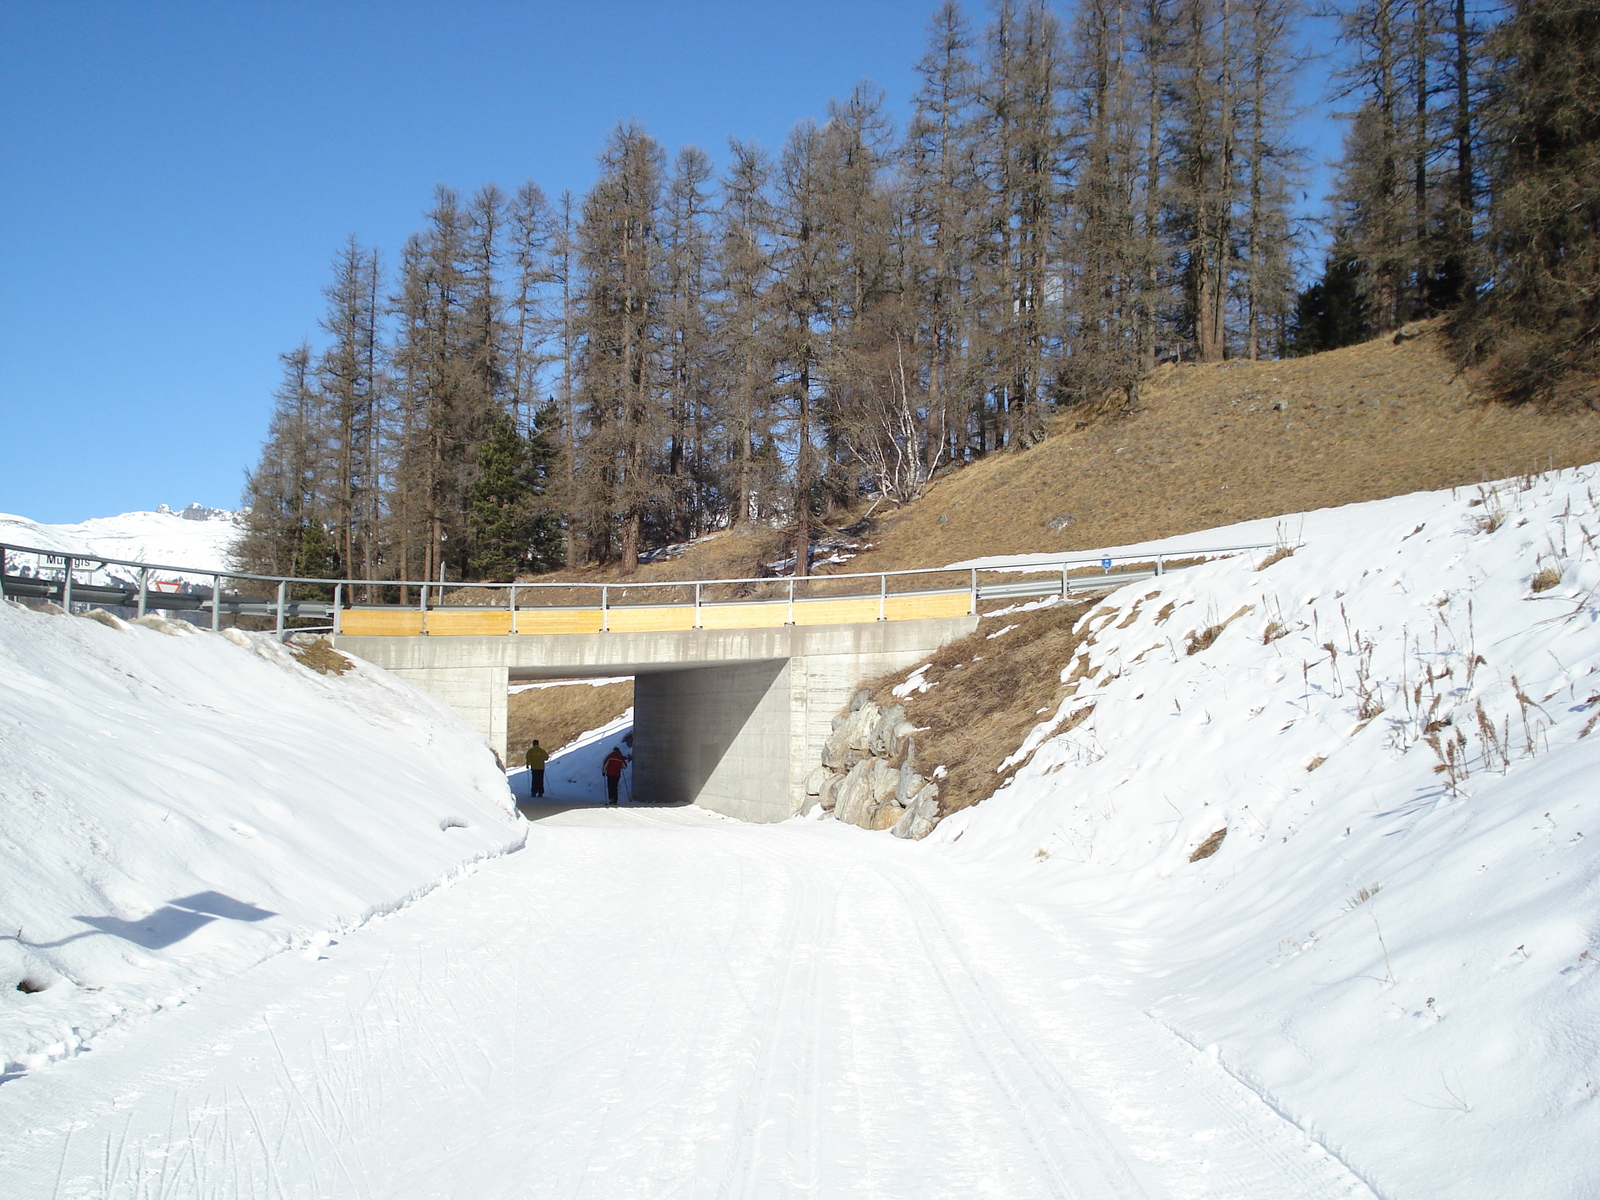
[0,601,523,1075]
[0,504,240,587]
[924,466,1600,1198]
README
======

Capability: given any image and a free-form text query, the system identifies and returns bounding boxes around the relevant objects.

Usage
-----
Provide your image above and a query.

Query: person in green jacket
[525,739,549,798]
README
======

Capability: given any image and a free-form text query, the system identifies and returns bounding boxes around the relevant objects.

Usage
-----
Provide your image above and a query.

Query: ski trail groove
[876,862,1157,1200]
[713,848,826,1200]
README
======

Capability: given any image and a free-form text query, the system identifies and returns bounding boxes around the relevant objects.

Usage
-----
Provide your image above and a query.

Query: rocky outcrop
[808,690,940,838]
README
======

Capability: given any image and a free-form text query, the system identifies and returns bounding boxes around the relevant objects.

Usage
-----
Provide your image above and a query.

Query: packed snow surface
[1,467,1597,1198]
[0,601,522,1078]
[0,505,240,586]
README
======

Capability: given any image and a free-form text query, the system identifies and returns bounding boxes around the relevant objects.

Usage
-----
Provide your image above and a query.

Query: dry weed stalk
[1186,604,1253,655]
[1256,544,1296,571]
[1427,726,1471,795]
[1348,883,1396,984]
[1512,675,1551,757]
[1351,633,1386,722]
[1473,699,1510,773]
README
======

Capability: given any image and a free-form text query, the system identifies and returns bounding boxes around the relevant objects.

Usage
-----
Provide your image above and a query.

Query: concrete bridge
[336,616,974,823]
[3,539,1264,823]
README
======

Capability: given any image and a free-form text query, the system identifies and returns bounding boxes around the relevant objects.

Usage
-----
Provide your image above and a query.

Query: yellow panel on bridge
[424,610,514,636]
[883,590,972,621]
[338,588,971,636]
[514,608,604,635]
[341,609,427,637]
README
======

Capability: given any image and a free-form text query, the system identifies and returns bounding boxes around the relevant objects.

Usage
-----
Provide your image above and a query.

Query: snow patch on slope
[0,601,523,1075]
[928,466,1600,1199]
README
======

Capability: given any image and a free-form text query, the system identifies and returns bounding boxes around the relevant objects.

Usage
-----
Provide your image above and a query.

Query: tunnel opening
[505,658,794,820]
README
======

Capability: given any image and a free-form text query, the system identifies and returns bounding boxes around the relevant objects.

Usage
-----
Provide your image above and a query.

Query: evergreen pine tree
[1290,253,1372,354]
[467,409,563,581]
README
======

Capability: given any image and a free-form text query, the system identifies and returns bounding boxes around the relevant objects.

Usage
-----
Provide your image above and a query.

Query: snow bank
[929,467,1600,1198]
[0,601,523,1075]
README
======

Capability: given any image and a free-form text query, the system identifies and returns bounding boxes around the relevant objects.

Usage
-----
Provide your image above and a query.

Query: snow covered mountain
[0,504,241,585]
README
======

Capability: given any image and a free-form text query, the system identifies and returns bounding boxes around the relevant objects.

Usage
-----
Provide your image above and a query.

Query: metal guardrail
[0,539,1275,639]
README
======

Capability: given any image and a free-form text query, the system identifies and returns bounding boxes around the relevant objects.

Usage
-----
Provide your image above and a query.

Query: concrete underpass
[333,617,975,822]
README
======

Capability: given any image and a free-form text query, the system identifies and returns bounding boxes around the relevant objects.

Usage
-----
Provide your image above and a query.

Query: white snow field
[0,601,524,1079]
[0,466,1597,1198]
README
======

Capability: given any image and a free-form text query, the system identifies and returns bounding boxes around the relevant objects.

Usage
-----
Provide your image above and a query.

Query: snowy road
[1,806,1374,1199]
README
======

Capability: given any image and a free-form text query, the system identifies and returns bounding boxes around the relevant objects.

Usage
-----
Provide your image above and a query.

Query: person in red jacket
[602,746,628,805]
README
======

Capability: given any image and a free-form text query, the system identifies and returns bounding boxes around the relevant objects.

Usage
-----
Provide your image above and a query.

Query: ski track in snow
[0,807,1373,1200]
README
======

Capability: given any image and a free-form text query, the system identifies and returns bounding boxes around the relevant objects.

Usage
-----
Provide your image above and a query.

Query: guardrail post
[274,580,287,640]
[333,583,343,635]
[1061,561,1069,599]
[508,584,517,635]
[878,573,887,621]
[1156,553,1164,577]
[62,556,74,612]
[970,567,978,615]
[694,582,702,629]
[419,582,428,635]
[601,585,609,633]
[212,575,223,631]
[786,578,795,625]
[137,567,149,617]
[0,546,6,601]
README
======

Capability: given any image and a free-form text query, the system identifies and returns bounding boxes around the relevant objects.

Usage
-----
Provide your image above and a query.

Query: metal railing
[0,539,1275,639]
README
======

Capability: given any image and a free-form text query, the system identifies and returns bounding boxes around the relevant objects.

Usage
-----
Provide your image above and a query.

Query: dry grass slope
[855,601,1096,817]
[842,323,1600,574]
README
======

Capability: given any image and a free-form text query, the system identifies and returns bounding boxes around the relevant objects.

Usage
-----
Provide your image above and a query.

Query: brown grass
[1189,828,1228,862]
[288,638,353,676]
[507,680,633,766]
[853,600,1095,817]
[1186,604,1254,655]
[1531,565,1562,593]
[1256,544,1297,571]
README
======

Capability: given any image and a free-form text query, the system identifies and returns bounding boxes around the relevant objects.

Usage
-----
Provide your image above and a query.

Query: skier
[525,739,548,799]
[601,746,628,805]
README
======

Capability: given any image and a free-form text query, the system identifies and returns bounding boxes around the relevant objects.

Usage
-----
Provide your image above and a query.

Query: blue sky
[1,1,1340,524]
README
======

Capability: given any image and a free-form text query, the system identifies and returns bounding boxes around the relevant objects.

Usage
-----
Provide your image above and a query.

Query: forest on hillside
[238,0,1600,586]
